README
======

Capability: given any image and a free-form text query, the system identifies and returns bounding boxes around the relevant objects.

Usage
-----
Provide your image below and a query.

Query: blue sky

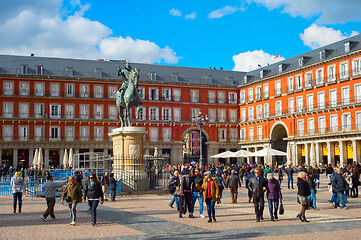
[1,0,361,71]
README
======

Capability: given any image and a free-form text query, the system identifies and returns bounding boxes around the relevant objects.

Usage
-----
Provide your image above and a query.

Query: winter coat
[248,176,268,197]
[332,173,346,193]
[109,176,117,190]
[43,180,67,198]
[191,174,204,193]
[62,182,82,203]
[197,177,219,202]
[308,174,317,191]
[267,178,282,200]
[297,178,311,196]
[226,174,241,188]
[181,175,194,193]
[83,181,104,201]
[168,175,180,194]
[10,177,24,193]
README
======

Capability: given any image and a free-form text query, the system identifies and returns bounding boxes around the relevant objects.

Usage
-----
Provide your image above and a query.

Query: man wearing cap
[248,168,268,222]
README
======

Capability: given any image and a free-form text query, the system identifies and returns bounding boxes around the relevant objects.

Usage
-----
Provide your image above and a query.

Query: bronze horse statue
[116,68,142,127]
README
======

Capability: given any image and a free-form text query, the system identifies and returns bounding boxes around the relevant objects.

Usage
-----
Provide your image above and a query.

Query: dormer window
[20,65,28,75]
[205,75,212,84]
[171,73,178,81]
[228,76,234,85]
[244,75,248,83]
[320,50,326,61]
[94,68,102,78]
[36,65,43,75]
[345,42,350,53]
[149,72,157,81]
[260,70,264,79]
[298,57,304,67]
[65,67,73,77]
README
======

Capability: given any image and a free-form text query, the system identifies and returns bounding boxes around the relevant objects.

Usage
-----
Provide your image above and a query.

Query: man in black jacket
[226,170,242,204]
[286,165,294,189]
[332,168,347,209]
[191,168,205,218]
[181,168,194,218]
[326,164,333,184]
[248,168,268,222]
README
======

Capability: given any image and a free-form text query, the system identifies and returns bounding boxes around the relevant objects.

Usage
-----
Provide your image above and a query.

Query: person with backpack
[169,171,180,208]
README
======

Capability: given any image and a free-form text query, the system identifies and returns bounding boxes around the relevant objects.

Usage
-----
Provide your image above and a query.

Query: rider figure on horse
[117,62,132,104]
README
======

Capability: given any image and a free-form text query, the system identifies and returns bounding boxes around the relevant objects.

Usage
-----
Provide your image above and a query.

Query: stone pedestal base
[109,127,148,191]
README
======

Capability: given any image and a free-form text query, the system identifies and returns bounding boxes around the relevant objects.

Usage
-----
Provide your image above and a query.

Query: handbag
[279,200,284,215]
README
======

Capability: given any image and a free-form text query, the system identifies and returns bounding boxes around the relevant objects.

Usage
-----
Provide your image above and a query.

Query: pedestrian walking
[286,165,294,189]
[83,172,104,226]
[109,173,117,201]
[41,175,67,221]
[180,168,194,218]
[248,168,268,222]
[296,171,311,222]
[191,168,205,218]
[10,171,24,213]
[214,170,226,204]
[266,173,282,221]
[307,168,318,210]
[61,176,82,225]
[246,169,255,203]
[196,171,219,223]
[226,169,242,204]
[169,171,180,208]
[331,168,347,209]
[101,172,110,201]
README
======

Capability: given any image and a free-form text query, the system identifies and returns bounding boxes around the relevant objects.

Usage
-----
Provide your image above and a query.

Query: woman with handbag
[266,173,282,221]
[296,171,311,223]
[61,176,82,225]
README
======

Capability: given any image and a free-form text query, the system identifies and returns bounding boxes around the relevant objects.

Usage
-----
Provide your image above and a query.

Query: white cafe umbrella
[63,149,69,168]
[68,148,74,168]
[232,149,251,158]
[310,142,317,167]
[37,148,43,169]
[246,147,287,157]
[154,147,159,157]
[286,142,292,166]
[210,151,235,158]
[33,148,39,168]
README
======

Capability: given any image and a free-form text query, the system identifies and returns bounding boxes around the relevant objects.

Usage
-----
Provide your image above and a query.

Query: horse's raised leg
[126,105,132,127]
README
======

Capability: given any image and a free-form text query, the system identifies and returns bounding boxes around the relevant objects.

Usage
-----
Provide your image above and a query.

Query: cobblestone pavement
[1,176,361,240]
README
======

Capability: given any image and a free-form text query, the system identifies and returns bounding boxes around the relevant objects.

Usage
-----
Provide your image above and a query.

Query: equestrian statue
[116,62,143,127]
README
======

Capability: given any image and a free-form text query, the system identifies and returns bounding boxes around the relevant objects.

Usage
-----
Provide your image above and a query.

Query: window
[296,75,302,90]
[162,107,171,121]
[50,126,60,140]
[260,70,264,79]
[3,126,13,141]
[329,89,337,107]
[20,65,28,75]
[307,118,315,134]
[342,113,351,131]
[138,106,146,121]
[108,105,118,120]
[240,128,246,140]
[35,126,44,141]
[3,81,14,95]
[218,129,227,142]
[94,126,104,141]
[94,105,104,120]
[229,109,237,122]
[342,86,350,105]
[149,127,158,141]
[288,98,294,114]
[357,112,361,129]
[264,103,269,118]
[345,42,350,53]
[94,68,102,78]
[191,108,200,122]
[190,90,199,102]
[65,83,75,97]
[50,83,60,97]
[298,57,304,67]
[318,92,325,109]
[248,88,253,102]
[173,108,181,122]
[162,128,172,141]
[36,65,43,75]
[218,109,226,122]
[108,86,117,99]
[65,126,75,141]
[34,103,44,118]
[353,58,361,76]
[249,127,254,140]
[217,91,225,104]
[65,67,73,77]
[297,120,304,135]
[19,102,29,118]
[319,117,326,133]
[355,84,361,103]
[205,75,212,84]
[162,88,171,101]
[149,88,159,100]
[275,101,282,116]
[34,82,45,96]
[316,68,324,85]
[263,84,269,98]
[327,65,336,82]
[18,126,28,141]
[230,128,238,142]
[171,73,178,81]
[296,96,303,112]
[240,90,246,103]
[173,89,181,102]
[80,126,89,141]
[208,91,216,103]
[255,86,262,100]
[256,105,262,119]
[307,94,314,111]
[257,126,262,139]
[320,50,326,61]
[288,77,294,92]
[241,108,246,122]
[340,62,349,79]
[19,82,29,96]
[80,84,90,98]
[248,107,254,121]
[305,72,313,88]
[94,85,103,98]
[149,107,159,121]
[278,64,283,73]
[80,104,89,119]
[275,81,281,95]
[149,72,157,81]
[50,104,61,119]
[330,115,338,132]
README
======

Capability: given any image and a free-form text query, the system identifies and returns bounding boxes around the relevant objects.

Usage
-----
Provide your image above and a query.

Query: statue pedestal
[109,127,148,191]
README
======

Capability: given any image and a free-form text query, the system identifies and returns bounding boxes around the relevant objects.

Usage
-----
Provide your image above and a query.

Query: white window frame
[307,94,314,111]
[94,85,104,98]
[318,91,325,109]
[149,87,159,101]
[94,126,104,141]
[65,104,75,119]
[162,127,172,141]
[229,109,237,122]
[264,103,269,118]
[34,82,45,96]
[3,125,13,141]
[34,126,45,141]
[305,71,313,88]
[240,128,246,140]
[241,108,246,122]
[149,107,159,121]
[353,58,361,76]
[217,91,226,104]
[341,86,350,105]
[318,116,326,134]
[257,125,262,139]
[173,88,181,102]
[108,105,118,120]
[19,102,29,118]
[355,83,361,103]
[329,89,337,107]
[34,103,44,119]
[49,126,61,140]
[330,114,338,132]
[79,126,90,141]
[65,83,75,97]
[248,107,254,121]
[138,86,145,100]
[208,91,216,103]
[275,100,282,116]
[297,120,304,135]
[19,81,30,96]
[248,88,254,102]
[3,81,14,95]
[138,106,146,121]
[80,84,90,98]
[218,128,227,142]
[162,88,172,101]
[339,61,349,79]
[249,127,254,140]
[263,84,269,98]
[218,109,226,122]
[342,112,351,131]
[18,125,29,141]
[275,81,281,95]
[307,118,315,134]
[80,104,89,119]
[108,85,117,99]
[162,107,172,121]
[94,105,104,120]
[240,90,246,104]
[49,103,61,119]
[296,75,302,90]
[288,77,294,92]
[173,107,181,122]
[149,127,159,141]
[288,98,294,114]
[65,126,75,141]
[327,65,336,82]
[229,128,238,142]
[296,96,303,112]
[256,105,262,119]
[50,83,60,97]
[316,68,324,85]
[190,90,199,103]
[228,92,237,104]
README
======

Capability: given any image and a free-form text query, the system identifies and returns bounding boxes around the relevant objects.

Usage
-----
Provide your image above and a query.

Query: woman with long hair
[196,171,219,223]
[351,167,359,198]
[296,171,311,222]
[61,176,82,225]
[10,171,24,213]
[83,172,104,226]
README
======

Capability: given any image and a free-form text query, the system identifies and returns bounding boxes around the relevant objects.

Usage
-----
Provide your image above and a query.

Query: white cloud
[208,5,245,19]
[248,0,361,24]
[232,50,284,71]
[300,24,359,49]
[169,8,181,17]
[185,12,197,20]
[0,0,179,64]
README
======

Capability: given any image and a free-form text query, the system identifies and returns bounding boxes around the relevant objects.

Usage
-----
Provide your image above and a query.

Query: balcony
[190,96,199,103]
[273,88,281,97]
[339,70,350,82]
[352,68,361,77]
[208,97,216,103]
[315,77,325,87]
[294,124,361,137]
[255,93,262,101]
[172,95,182,102]
[217,98,226,104]
[304,79,313,89]
[287,85,294,94]
[263,91,269,99]
[247,96,254,103]
[327,75,337,84]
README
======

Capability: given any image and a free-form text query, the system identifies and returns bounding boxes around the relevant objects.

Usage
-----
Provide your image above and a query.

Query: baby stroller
[174,189,186,217]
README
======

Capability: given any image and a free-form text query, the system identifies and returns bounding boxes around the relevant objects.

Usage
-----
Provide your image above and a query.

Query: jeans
[43,197,56,218]
[253,195,265,220]
[268,199,279,220]
[13,192,22,213]
[287,177,293,189]
[308,189,317,208]
[111,189,116,201]
[191,192,203,215]
[170,195,179,207]
[335,192,346,208]
[327,174,332,184]
[89,200,99,223]
[205,198,215,220]
[68,202,78,222]
[102,184,109,200]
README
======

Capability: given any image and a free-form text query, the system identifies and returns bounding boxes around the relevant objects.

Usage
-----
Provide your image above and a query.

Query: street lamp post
[192,110,208,168]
